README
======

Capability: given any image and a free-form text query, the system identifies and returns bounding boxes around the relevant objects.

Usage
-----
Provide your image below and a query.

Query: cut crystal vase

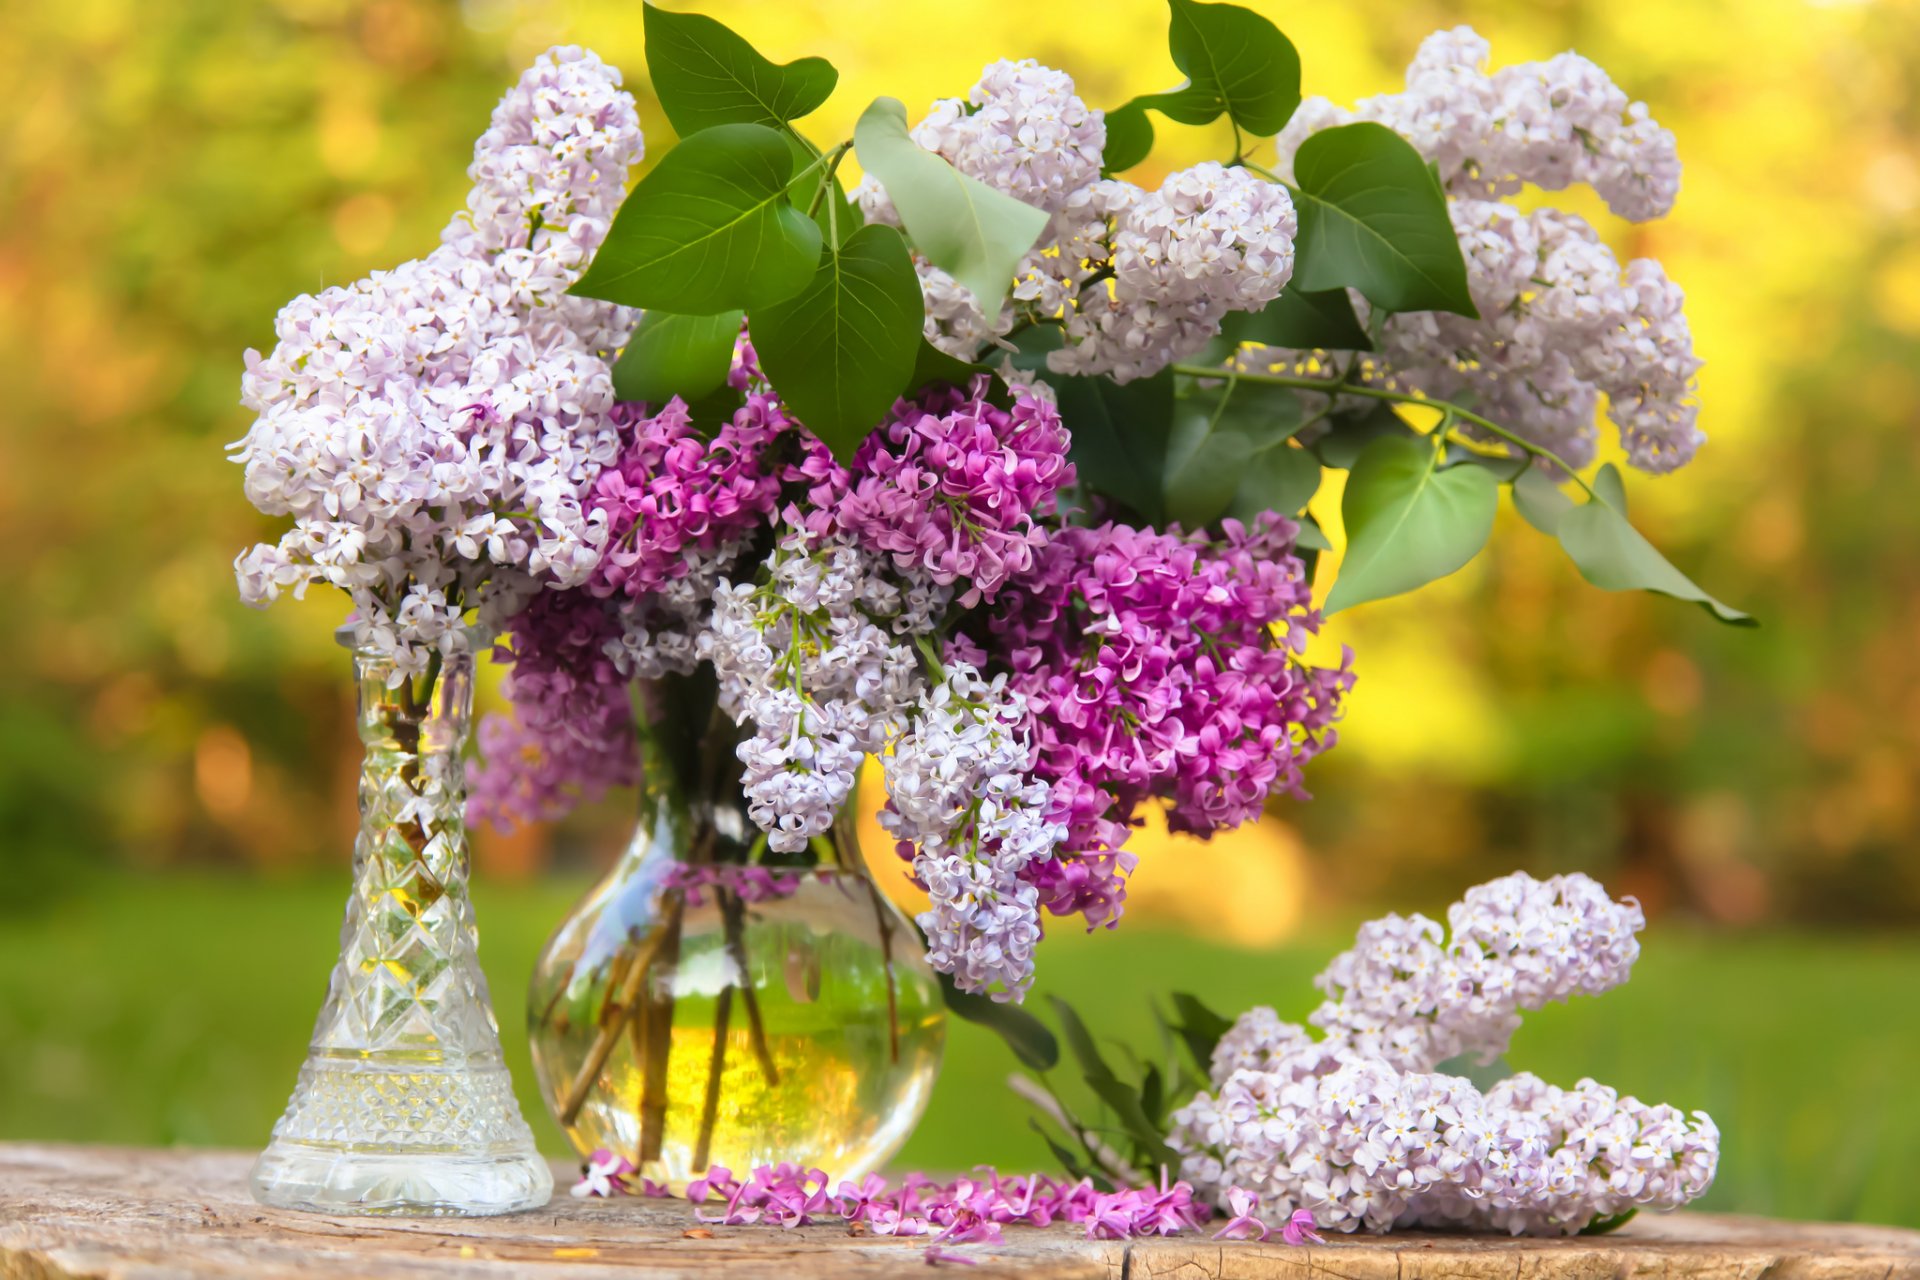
[527,672,944,1190]
[251,635,552,1216]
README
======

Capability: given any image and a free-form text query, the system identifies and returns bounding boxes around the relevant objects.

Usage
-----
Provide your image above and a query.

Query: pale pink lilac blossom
[232,48,644,682]
[1263,29,1702,473]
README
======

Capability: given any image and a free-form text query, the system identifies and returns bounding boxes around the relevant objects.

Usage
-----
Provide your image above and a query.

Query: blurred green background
[3,0,1918,1230]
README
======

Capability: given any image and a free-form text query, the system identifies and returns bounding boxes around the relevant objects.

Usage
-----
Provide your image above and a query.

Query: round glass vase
[527,674,944,1189]
[251,633,552,1216]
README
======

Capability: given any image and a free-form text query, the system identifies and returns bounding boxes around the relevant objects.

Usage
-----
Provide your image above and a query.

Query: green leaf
[907,338,990,397]
[1009,323,1065,372]
[683,384,745,437]
[940,971,1060,1072]
[1102,100,1155,174]
[571,123,822,314]
[1555,464,1755,625]
[1169,992,1234,1075]
[1137,0,1301,137]
[1165,379,1306,526]
[1028,1117,1094,1183]
[642,4,837,136]
[1052,369,1174,524]
[611,309,743,405]
[1435,1053,1514,1092]
[784,134,863,246]
[1295,514,1331,550]
[1220,283,1372,352]
[1309,402,1417,470]
[853,97,1050,316]
[1227,443,1321,523]
[750,223,925,461]
[1511,465,1575,535]
[1139,1063,1165,1125]
[1326,434,1498,612]
[1290,122,1477,318]
[1049,997,1176,1169]
[1581,1209,1640,1237]
[1049,995,1117,1086]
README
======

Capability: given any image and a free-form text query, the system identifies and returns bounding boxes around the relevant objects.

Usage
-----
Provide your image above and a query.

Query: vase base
[250,1144,553,1216]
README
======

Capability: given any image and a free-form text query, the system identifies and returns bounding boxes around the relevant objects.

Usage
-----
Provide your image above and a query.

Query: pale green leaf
[1326,434,1497,612]
[853,97,1049,316]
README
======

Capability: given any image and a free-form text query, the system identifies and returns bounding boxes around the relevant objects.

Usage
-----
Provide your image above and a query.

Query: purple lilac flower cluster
[841,378,1074,604]
[1168,873,1719,1235]
[468,588,637,830]
[975,514,1352,929]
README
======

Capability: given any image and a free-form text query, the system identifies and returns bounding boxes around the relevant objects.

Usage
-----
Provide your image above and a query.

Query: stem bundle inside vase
[525,674,942,1188]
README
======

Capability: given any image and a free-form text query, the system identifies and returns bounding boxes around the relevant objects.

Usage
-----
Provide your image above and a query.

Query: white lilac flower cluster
[857,66,1298,383]
[881,663,1065,1001]
[1309,871,1645,1072]
[1264,29,1703,473]
[231,48,643,680]
[1168,872,1719,1236]
[700,530,943,853]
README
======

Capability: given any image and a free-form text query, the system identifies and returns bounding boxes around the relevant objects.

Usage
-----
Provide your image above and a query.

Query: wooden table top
[3,1143,1917,1279]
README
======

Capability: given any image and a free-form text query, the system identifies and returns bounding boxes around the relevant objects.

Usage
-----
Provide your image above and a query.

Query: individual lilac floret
[841,379,1074,605]
[1168,872,1716,1237]
[1309,871,1646,1071]
[986,514,1350,930]
[883,662,1065,1001]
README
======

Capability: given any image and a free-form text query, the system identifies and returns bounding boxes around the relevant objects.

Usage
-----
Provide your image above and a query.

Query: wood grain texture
[3,1145,1917,1280]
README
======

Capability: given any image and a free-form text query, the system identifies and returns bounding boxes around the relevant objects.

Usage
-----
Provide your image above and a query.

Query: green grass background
[1,872,1913,1227]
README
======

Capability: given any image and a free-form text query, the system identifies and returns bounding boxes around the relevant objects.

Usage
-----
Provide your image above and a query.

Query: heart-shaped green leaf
[1101,100,1155,174]
[571,122,822,314]
[1326,433,1497,612]
[1052,369,1175,524]
[1555,464,1755,625]
[854,97,1050,317]
[1511,464,1575,535]
[1291,122,1477,318]
[1138,0,1300,137]
[1220,283,1372,352]
[1164,381,1307,526]
[907,338,990,398]
[750,223,925,461]
[642,4,837,136]
[1228,443,1321,523]
[1309,402,1418,470]
[612,309,743,405]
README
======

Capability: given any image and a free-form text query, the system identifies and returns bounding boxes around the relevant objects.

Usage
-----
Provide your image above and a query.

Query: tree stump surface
[2,1144,1916,1280]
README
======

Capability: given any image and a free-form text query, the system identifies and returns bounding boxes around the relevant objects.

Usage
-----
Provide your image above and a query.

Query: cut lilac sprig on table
[1166,872,1719,1236]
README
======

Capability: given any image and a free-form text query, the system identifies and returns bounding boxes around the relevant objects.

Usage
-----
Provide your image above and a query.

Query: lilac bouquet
[233,4,1748,1011]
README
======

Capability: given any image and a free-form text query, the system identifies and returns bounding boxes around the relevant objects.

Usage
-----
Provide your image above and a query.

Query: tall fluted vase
[527,671,945,1189]
[252,634,552,1216]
